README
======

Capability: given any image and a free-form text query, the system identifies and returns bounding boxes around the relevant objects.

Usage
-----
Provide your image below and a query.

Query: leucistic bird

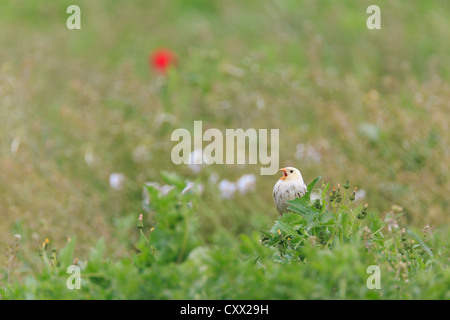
[273,167,307,215]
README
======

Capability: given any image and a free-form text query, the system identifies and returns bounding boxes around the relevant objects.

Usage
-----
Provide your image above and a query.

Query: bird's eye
[290,170,293,173]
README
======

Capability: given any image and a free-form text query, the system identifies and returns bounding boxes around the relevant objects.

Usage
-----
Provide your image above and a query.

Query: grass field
[0,0,449,300]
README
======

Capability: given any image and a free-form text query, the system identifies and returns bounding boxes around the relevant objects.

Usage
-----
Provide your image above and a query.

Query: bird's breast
[273,179,307,214]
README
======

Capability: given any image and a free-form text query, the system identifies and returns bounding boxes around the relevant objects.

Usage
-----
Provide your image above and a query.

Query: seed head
[137,213,144,230]
[43,238,49,250]
[357,204,368,219]
[343,180,350,189]
[349,187,357,201]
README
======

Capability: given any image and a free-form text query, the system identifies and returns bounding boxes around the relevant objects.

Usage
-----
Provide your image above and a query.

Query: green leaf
[407,230,434,258]
[287,197,319,225]
[279,211,305,225]
[272,220,298,236]
[319,210,334,224]
[304,176,321,200]
[160,171,185,188]
[87,239,106,272]
[57,237,76,269]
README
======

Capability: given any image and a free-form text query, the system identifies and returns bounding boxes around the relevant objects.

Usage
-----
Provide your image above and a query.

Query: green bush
[1,174,448,300]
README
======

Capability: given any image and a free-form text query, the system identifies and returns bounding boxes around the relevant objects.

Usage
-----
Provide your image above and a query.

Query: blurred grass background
[0,0,449,270]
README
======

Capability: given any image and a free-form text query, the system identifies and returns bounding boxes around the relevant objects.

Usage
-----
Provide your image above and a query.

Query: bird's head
[279,167,303,182]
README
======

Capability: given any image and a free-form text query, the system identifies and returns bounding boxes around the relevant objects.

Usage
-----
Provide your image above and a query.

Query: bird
[273,167,307,215]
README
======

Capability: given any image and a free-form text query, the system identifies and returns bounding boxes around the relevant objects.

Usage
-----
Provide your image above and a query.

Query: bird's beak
[279,168,287,180]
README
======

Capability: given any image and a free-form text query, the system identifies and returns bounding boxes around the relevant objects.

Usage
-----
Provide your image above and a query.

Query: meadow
[0,0,449,299]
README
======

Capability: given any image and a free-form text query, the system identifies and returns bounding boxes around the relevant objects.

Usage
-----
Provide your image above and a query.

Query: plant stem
[139,229,150,245]
[177,207,190,264]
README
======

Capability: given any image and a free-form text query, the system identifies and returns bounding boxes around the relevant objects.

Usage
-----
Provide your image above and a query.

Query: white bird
[273,167,307,215]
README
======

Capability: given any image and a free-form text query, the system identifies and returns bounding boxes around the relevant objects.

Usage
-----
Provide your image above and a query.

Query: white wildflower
[11,137,21,155]
[188,149,206,173]
[145,182,175,196]
[208,173,219,185]
[182,180,204,195]
[133,145,150,163]
[310,191,321,203]
[236,174,256,194]
[218,179,237,199]
[160,184,176,196]
[387,217,399,232]
[256,98,265,109]
[154,113,174,126]
[109,173,125,190]
[142,182,176,204]
[84,151,95,166]
[355,189,367,201]
[295,143,321,163]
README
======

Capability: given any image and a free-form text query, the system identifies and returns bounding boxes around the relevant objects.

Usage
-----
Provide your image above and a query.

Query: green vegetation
[0,0,449,299]
[2,175,448,299]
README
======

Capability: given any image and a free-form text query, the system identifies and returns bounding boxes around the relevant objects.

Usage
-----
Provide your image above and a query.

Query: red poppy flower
[149,48,177,75]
